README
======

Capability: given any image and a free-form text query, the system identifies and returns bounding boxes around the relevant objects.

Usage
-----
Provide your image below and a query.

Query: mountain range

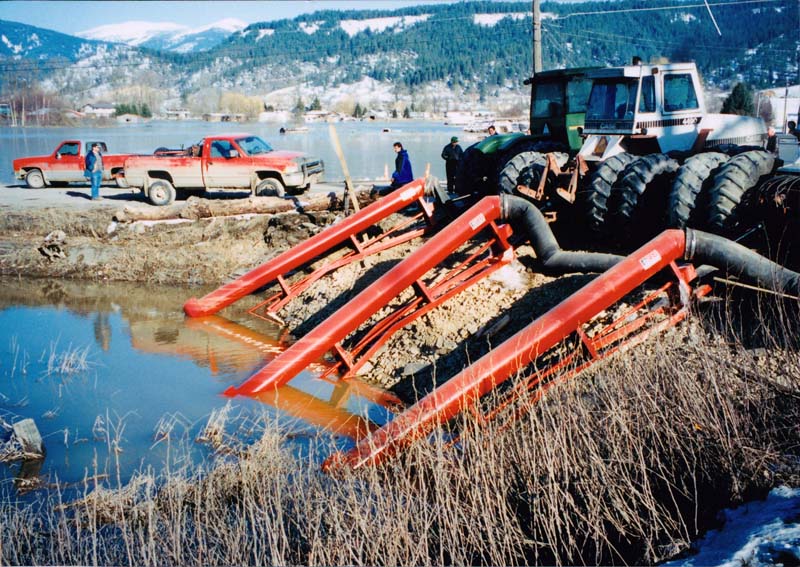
[0,0,796,116]
[76,18,247,53]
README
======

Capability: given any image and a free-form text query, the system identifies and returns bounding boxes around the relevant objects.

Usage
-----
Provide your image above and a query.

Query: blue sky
[1,0,461,34]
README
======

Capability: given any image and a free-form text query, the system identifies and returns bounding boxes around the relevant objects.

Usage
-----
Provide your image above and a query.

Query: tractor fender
[702,114,768,148]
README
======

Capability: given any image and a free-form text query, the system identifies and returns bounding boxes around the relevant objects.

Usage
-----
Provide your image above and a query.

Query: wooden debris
[113,187,379,223]
[11,418,45,459]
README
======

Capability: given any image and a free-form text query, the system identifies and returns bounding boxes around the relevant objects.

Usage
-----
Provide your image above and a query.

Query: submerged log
[114,186,379,223]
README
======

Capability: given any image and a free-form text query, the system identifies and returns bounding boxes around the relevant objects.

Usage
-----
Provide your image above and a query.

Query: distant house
[81,102,116,118]
[303,110,334,123]
[165,109,191,120]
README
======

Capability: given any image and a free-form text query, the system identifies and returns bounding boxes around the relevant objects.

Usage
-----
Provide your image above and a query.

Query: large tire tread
[667,152,729,229]
[706,150,775,232]
[610,153,679,232]
[579,153,635,233]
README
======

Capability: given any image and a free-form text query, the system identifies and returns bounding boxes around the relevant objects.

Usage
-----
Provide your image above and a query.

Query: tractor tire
[148,179,176,206]
[610,153,679,234]
[498,151,546,195]
[25,169,45,189]
[706,150,775,233]
[456,146,495,196]
[750,173,800,269]
[256,178,285,197]
[578,152,635,234]
[667,152,729,229]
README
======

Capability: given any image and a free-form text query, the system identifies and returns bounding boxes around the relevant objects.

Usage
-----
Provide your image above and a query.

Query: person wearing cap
[441,135,463,193]
[84,143,104,200]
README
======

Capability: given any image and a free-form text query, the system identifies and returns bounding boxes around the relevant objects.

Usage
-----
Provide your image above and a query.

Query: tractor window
[639,75,656,113]
[58,142,79,156]
[210,140,235,158]
[566,78,592,113]
[664,73,699,112]
[586,79,638,121]
[531,81,565,118]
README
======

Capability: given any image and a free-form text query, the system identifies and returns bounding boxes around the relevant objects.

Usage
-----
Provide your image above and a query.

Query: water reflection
[0,278,397,495]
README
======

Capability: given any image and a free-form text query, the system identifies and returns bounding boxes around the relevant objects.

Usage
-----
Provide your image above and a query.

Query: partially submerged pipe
[184,179,427,318]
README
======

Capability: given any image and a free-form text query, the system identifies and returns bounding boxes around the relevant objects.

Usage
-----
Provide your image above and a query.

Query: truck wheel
[667,152,729,229]
[706,150,775,233]
[115,173,129,188]
[148,179,176,206]
[610,153,679,235]
[25,169,45,189]
[578,152,634,234]
[256,178,285,197]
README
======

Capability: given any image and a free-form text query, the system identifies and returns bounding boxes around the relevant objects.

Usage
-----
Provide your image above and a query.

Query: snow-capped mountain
[0,18,113,60]
[77,18,246,53]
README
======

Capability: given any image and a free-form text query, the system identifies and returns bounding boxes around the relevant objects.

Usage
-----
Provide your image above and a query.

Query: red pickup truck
[13,140,132,189]
[123,133,325,206]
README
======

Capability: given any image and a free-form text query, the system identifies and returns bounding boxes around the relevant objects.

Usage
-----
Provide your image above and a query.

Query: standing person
[390,142,413,189]
[84,143,103,200]
[487,124,497,136]
[441,135,463,193]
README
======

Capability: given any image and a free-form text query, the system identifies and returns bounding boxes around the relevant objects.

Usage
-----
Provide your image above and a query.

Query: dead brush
[0,297,798,566]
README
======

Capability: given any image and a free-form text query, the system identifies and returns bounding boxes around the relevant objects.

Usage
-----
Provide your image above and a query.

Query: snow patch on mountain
[300,22,322,34]
[1,34,22,54]
[671,12,697,23]
[339,15,430,37]
[473,13,528,26]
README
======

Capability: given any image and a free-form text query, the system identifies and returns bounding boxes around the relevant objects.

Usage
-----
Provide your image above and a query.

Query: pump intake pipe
[326,195,800,470]
[184,179,429,318]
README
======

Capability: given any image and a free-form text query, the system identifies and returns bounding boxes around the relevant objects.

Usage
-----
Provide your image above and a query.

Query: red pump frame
[224,197,515,397]
[324,229,711,470]
[184,179,433,319]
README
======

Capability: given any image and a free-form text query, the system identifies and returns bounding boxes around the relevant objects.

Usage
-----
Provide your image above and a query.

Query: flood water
[1,119,477,187]
[0,278,394,497]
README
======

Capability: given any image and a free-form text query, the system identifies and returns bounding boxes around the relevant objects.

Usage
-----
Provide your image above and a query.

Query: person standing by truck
[84,143,103,200]
[390,142,413,189]
[441,136,463,193]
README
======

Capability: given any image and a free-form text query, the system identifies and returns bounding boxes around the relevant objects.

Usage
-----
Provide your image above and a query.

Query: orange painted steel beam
[326,229,690,469]
[184,179,430,318]
[224,196,511,398]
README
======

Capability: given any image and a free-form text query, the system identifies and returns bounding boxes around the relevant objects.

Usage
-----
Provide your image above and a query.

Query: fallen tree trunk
[113,186,379,223]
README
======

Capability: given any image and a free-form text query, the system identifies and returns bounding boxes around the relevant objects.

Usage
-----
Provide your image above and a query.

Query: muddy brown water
[0,278,393,496]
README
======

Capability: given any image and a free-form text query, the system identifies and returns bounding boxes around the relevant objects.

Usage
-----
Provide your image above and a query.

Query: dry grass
[1,300,798,566]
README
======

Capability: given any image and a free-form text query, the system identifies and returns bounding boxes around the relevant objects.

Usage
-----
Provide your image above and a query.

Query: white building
[81,102,116,118]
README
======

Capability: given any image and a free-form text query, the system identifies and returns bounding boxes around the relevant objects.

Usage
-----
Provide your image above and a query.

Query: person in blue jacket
[84,143,103,200]
[390,142,413,189]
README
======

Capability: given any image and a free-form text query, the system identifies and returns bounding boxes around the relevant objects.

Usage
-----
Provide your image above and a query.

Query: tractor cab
[578,61,766,162]
[528,67,594,152]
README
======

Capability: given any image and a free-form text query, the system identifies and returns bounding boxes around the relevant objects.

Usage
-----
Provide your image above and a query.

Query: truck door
[204,139,250,188]
[50,141,83,182]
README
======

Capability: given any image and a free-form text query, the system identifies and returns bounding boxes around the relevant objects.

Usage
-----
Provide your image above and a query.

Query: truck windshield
[586,79,638,121]
[235,136,273,156]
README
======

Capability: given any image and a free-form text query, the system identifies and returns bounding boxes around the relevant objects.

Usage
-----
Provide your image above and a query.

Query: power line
[556,0,783,19]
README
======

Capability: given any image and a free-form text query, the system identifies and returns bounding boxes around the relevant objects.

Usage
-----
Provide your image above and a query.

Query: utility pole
[532,0,542,75]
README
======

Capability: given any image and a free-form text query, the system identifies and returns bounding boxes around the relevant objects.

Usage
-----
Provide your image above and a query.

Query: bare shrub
[1,300,798,565]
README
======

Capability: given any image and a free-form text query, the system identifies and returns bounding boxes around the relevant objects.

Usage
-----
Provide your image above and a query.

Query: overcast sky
[1,0,466,35]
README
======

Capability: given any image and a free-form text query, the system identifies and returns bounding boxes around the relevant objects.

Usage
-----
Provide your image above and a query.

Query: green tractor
[456,67,596,200]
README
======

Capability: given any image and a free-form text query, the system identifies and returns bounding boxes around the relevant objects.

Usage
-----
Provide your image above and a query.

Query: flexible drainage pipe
[500,194,800,295]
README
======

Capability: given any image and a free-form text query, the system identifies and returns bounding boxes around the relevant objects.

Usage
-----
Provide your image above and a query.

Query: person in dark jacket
[84,143,103,200]
[441,136,463,193]
[390,142,413,189]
